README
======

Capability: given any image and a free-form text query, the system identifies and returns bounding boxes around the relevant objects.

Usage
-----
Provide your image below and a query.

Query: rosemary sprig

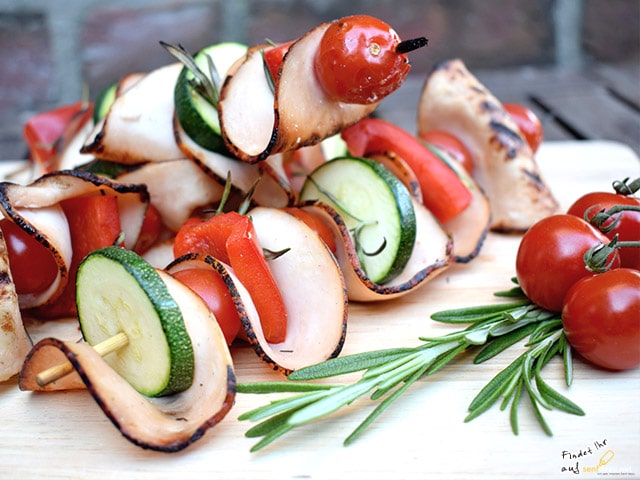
[160,41,221,107]
[237,283,584,452]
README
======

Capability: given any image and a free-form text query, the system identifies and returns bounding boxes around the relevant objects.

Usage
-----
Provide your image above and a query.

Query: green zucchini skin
[174,42,247,153]
[76,246,195,397]
[300,156,416,284]
[93,82,117,123]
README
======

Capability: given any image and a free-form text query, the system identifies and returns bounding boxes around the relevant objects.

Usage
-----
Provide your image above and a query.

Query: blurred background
[1,0,639,159]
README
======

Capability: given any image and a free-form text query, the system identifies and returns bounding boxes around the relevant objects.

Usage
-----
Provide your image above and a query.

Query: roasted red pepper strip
[263,40,294,83]
[341,117,473,223]
[33,195,122,318]
[133,203,164,255]
[23,101,94,171]
[174,212,287,344]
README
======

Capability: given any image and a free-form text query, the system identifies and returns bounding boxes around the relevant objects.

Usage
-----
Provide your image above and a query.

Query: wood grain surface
[1,141,639,480]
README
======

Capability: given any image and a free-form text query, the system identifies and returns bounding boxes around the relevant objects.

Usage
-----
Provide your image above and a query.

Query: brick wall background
[1,0,638,160]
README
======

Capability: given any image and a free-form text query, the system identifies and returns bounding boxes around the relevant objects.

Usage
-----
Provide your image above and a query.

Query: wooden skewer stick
[36,332,129,387]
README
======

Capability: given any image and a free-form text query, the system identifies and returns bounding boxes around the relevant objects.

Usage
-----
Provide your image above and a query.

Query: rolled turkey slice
[218,21,379,163]
[117,158,225,232]
[0,170,149,308]
[167,206,348,374]
[301,199,452,302]
[81,63,184,164]
[175,120,293,208]
[19,269,235,453]
[417,59,560,231]
[52,73,145,175]
[248,207,347,372]
[0,229,31,381]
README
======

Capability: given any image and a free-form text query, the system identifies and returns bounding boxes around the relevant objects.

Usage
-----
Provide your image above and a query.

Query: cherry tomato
[515,214,620,312]
[420,130,474,175]
[314,15,414,104]
[567,191,640,269]
[174,212,287,344]
[171,268,242,346]
[562,268,640,371]
[503,103,543,153]
[0,218,58,294]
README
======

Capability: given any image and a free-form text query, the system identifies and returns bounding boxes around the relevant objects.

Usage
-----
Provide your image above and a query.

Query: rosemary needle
[237,285,584,452]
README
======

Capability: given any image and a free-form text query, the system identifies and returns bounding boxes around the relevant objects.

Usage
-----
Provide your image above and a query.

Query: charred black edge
[79,123,105,155]
[170,253,287,371]
[217,45,281,165]
[452,223,490,264]
[0,169,150,251]
[0,170,151,307]
[3,169,149,200]
[488,119,526,160]
[80,72,142,155]
[20,336,237,453]
[0,186,62,258]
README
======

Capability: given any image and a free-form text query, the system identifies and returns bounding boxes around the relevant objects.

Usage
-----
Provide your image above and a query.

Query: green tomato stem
[612,176,640,196]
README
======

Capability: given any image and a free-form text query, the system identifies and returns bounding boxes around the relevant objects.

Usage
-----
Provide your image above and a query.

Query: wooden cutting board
[1,141,639,480]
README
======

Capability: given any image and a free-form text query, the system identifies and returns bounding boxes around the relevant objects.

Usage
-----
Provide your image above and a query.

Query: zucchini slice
[93,81,117,123]
[174,42,248,152]
[300,157,416,284]
[19,257,235,452]
[76,246,195,397]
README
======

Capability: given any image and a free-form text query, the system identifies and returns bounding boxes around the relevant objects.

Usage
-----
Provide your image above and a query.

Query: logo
[559,438,636,476]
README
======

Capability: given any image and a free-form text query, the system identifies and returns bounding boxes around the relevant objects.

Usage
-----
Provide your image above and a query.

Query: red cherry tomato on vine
[314,15,419,104]
[171,268,242,346]
[515,214,620,312]
[562,268,640,371]
[0,218,58,294]
[567,191,640,270]
[503,103,543,153]
[420,130,474,175]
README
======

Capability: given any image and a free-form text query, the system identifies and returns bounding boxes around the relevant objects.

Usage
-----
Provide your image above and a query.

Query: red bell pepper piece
[33,195,122,318]
[174,212,288,344]
[133,203,164,255]
[262,40,294,83]
[23,101,94,172]
[341,117,473,224]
